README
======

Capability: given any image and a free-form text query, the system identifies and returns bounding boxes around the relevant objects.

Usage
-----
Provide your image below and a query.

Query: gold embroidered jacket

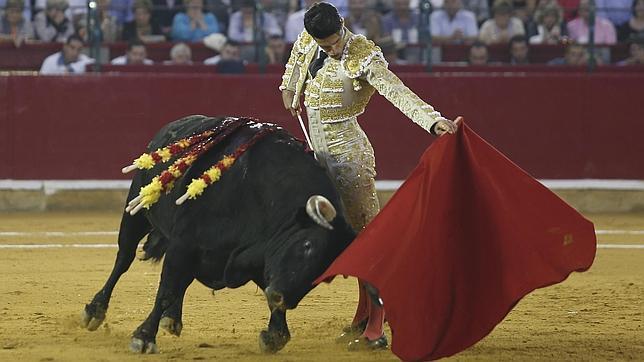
[279,29,448,131]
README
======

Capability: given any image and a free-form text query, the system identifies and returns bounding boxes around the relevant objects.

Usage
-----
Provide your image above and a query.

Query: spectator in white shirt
[227,0,282,42]
[430,0,479,45]
[34,0,75,43]
[479,0,525,45]
[40,34,95,74]
[284,0,316,43]
[111,38,154,64]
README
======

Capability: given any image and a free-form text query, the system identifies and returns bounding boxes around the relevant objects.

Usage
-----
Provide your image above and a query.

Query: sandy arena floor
[0,211,642,361]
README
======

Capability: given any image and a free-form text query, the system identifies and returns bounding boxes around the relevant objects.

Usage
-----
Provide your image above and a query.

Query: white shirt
[39,51,94,74]
[35,0,88,16]
[204,55,221,65]
[285,9,306,43]
[430,9,479,39]
[110,55,154,65]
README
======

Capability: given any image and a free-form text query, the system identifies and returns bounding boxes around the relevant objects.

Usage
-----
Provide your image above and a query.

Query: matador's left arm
[363,59,450,135]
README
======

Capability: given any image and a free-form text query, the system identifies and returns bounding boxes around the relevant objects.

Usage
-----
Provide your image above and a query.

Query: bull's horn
[305,195,336,230]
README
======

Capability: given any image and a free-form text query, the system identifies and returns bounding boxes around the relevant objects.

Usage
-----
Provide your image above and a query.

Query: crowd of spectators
[1,0,643,74]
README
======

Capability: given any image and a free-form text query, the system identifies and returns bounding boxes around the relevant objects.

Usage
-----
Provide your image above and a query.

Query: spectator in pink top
[566,0,617,44]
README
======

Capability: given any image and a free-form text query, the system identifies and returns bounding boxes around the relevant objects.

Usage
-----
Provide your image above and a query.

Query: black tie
[309,49,328,78]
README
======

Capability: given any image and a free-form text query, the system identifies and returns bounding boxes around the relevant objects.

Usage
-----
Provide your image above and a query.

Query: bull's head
[263,195,355,310]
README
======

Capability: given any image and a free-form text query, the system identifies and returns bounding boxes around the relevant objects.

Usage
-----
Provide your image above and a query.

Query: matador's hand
[434,116,462,136]
[281,89,301,117]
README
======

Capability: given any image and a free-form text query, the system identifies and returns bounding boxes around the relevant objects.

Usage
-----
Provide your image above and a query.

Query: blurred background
[1,0,643,212]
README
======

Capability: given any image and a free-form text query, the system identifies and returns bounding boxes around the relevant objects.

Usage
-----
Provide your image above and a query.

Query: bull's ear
[223,245,262,288]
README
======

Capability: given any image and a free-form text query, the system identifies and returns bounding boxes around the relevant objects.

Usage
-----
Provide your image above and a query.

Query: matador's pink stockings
[352,280,385,340]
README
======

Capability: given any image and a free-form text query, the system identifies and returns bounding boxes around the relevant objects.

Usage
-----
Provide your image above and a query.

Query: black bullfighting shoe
[347,334,388,351]
[335,319,367,343]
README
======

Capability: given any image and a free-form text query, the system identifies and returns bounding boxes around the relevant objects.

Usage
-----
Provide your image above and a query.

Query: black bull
[80,116,356,353]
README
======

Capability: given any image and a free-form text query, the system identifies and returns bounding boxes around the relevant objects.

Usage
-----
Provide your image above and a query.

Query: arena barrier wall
[1,72,643,182]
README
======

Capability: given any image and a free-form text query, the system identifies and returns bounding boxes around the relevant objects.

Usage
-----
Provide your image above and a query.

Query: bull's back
[147,115,226,151]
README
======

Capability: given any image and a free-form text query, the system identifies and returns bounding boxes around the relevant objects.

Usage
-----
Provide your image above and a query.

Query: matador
[279,1,457,351]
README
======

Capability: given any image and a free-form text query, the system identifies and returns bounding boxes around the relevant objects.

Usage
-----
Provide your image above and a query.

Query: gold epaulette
[294,31,317,55]
[340,34,386,79]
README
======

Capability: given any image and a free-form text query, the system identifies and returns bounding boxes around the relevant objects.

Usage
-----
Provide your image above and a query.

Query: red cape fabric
[315,122,596,361]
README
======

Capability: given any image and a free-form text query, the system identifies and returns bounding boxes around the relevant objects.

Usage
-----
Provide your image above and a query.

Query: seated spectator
[344,0,383,40]
[31,0,87,21]
[378,35,408,64]
[430,0,478,45]
[617,35,644,65]
[558,0,580,22]
[0,0,34,47]
[529,2,564,44]
[110,0,134,25]
[166,42,193,64]
[204,35,243,65]
[122,0,164,42]
[567,0,616,44]
[265,34,287,64]
[547,41,587,65]
[618,0,644,42]
[384,0,420,45]
[479,0,525,44]
[203,32,226,58]
[153,0,183,38]
[40,34,95,74]
[285,0,316,43]
[509,34,529,63]
[111,38,154,64]
[205,39,245,73]
[74,14,88,41]
[204,0,230,31]
[34,0,75,43]
[227,0,282,43]
[171,0,220,42]
[96,0,122,42]
[0,0,30,21]
[260,0,288,32]
[512,0,535,31]
[595,0,632,27]
[462,0,490,24]
[468,40,489,64]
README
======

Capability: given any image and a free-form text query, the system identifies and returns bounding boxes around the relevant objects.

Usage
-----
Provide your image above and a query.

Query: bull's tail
[140,230,169,262]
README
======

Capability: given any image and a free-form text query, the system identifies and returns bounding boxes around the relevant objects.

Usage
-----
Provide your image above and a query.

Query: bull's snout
[264,286,285,311]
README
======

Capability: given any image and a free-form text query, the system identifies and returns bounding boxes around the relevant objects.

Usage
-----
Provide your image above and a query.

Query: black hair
[127,38,146,51]
[66,34,84,45]
[470,40,487,50]
[509,35,528,47]
[304,2,342,39]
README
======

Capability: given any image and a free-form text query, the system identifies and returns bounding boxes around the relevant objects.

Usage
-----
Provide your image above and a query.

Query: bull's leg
[130,247,194,353]
[159,293,185,336]
[259,308,291,354]
[81,208,151,331]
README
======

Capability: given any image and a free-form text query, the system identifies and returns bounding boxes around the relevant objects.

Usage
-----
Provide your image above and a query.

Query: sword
[296,111,314,150]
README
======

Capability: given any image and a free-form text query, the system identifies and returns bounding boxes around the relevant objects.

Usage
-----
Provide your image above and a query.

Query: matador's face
[313,27,347,60]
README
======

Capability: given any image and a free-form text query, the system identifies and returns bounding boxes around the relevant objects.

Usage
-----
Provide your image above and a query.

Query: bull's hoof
[258,330,290,354]
[160,316,183,337]
[347,335,388,351]
[80,303,107,331]
[130,337,159,354]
